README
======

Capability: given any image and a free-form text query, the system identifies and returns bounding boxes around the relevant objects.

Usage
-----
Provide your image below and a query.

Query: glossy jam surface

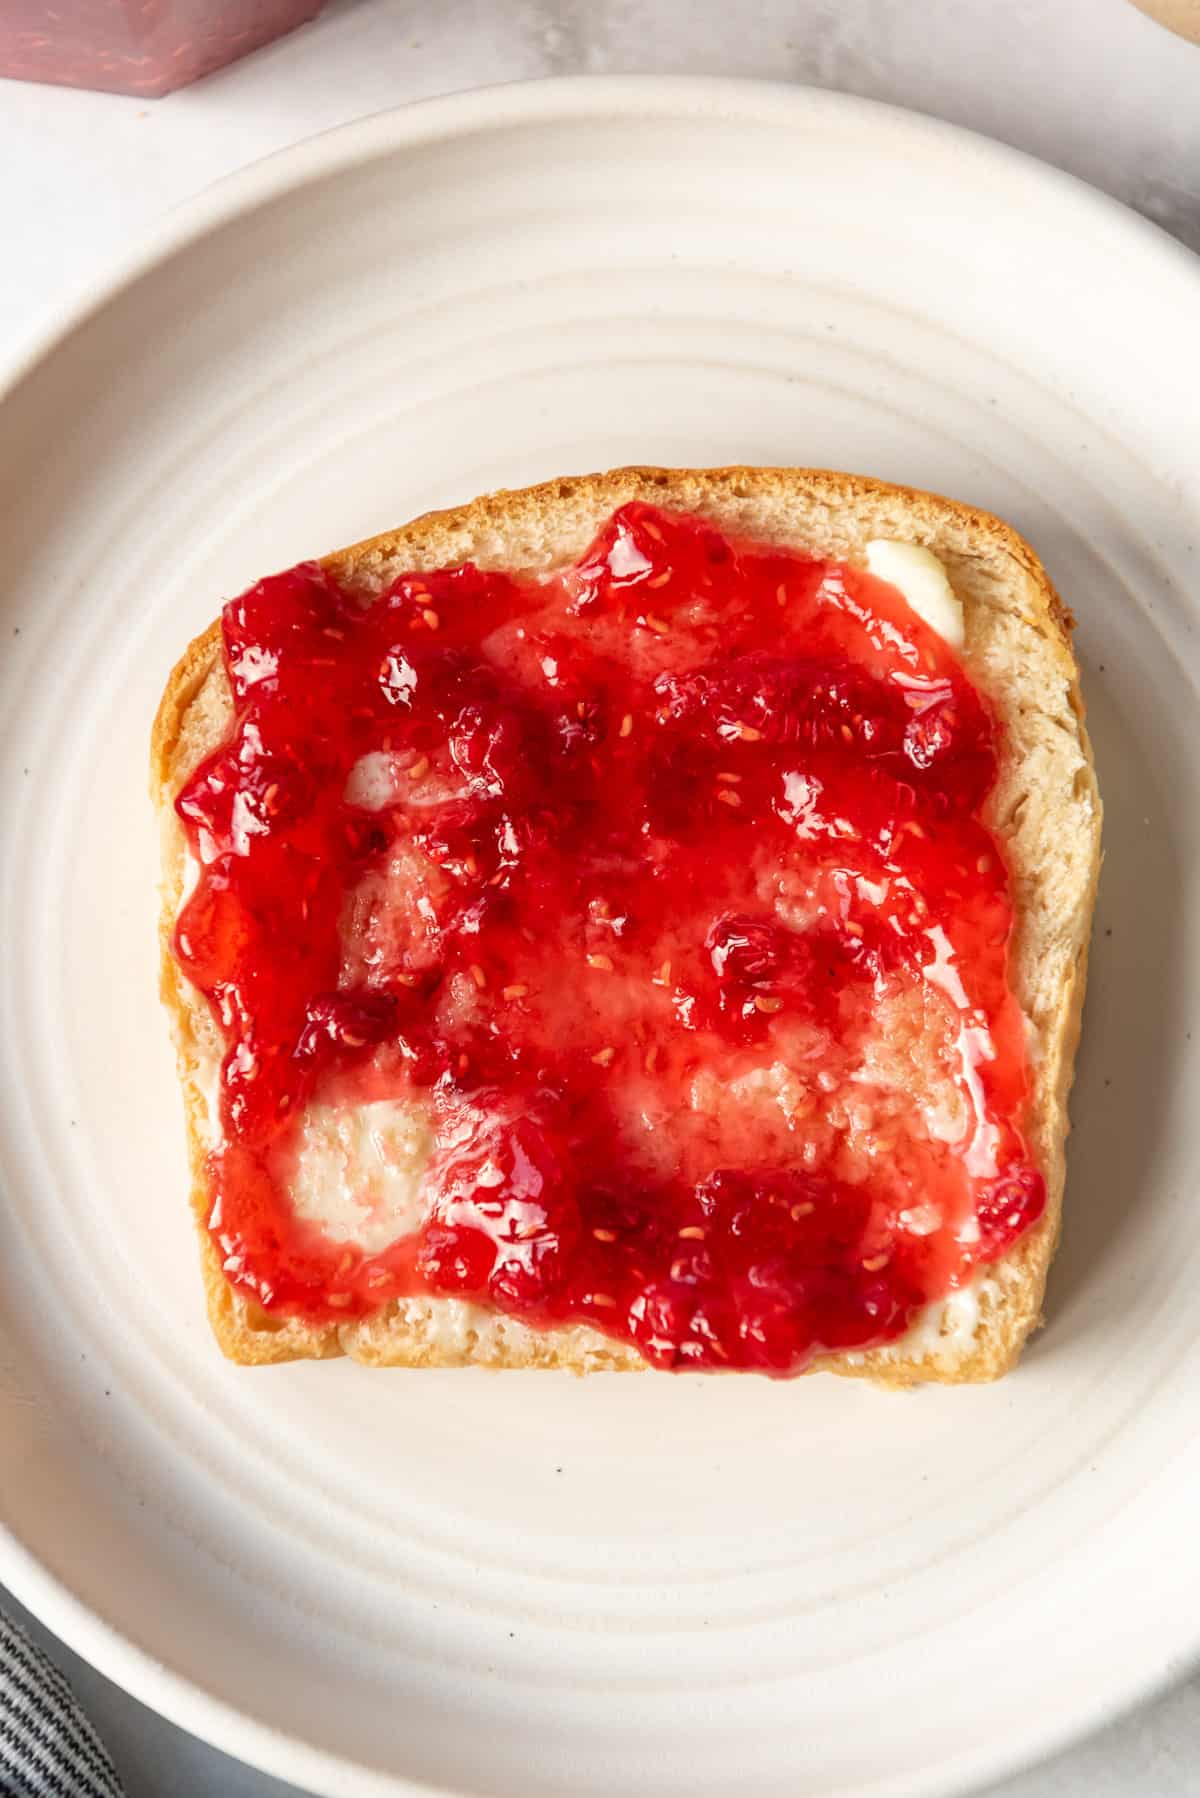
[174,502,1044,1372]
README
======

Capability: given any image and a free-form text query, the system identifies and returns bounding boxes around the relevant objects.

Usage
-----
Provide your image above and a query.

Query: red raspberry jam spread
[174,501,1044,1373]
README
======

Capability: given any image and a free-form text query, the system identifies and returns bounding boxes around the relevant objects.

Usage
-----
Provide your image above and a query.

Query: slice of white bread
[152,466,1101,1382]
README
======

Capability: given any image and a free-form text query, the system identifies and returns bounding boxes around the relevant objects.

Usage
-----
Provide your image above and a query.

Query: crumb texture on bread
[152,467,1100,1382]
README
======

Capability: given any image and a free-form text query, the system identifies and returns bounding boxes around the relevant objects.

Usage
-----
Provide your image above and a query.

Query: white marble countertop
[3,2,1199,1793]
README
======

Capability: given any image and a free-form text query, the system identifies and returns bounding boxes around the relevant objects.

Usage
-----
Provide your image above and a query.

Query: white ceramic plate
[2,77,1199,1798]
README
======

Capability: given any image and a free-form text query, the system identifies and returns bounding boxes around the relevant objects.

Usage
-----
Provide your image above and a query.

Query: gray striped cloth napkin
[0,1610,123,1798]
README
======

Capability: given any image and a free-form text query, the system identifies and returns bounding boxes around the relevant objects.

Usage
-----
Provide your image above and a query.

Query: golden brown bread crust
[151,465,1101,1380]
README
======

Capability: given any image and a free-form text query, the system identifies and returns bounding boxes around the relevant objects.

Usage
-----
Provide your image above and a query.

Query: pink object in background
[0,0,326,97]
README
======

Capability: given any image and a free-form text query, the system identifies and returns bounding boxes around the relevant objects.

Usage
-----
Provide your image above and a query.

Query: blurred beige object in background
[1128,0,1200,44]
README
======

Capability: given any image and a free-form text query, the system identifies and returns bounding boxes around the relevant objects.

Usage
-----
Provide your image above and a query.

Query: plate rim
[2,71,1199,1798]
